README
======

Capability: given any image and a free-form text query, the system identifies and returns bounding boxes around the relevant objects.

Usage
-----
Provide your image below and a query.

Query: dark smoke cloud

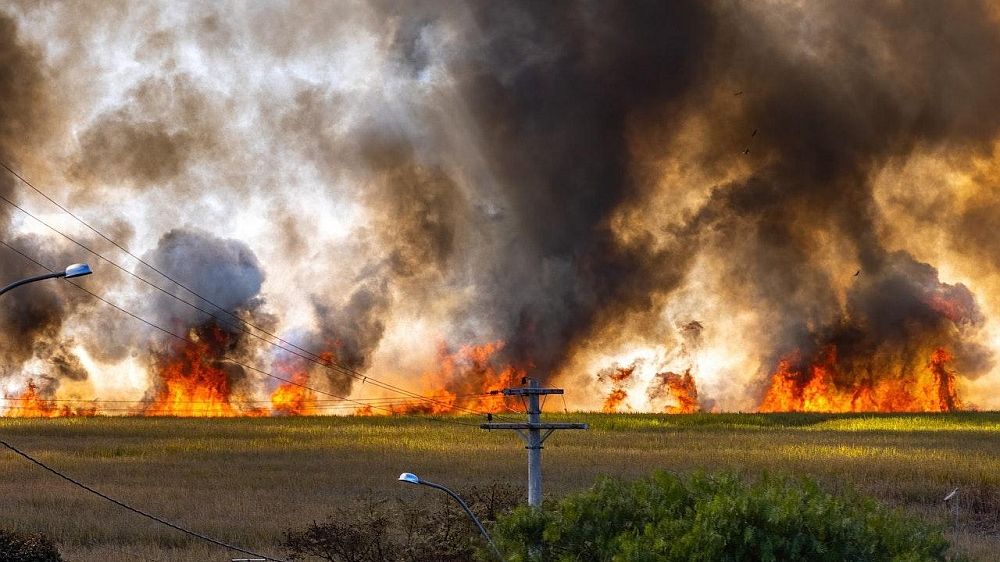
[297,140,461,392]
[287,0,1000,394]
[4,0,1000,408]
[139,228,271,398]
[785,252,992,383]
[269,1,714,387]
[408,1,714,374]
[37,339,89,382]
[275,93,465,392]
[70,74,220,190]
[307,278,391,394]
[0,233,89,392]
[0,12,53,227]
[657,0,1000,391]
[0,14,82,392]
[357,137,459,278]
[144,228,266,329]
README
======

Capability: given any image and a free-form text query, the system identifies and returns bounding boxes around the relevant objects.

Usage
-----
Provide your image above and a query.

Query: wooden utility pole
[480,378,587,507]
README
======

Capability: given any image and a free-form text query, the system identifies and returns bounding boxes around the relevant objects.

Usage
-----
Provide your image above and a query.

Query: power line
[0,163,514,419]
[0,437,287,562]
[0,239,481,428]
[0,162,503,415]
[0,396,487,404]
[0,397,481,415]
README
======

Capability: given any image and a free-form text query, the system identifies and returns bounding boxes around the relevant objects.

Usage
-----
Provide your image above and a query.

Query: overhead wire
[0,239,481,428]
[0,437,287,562]
[0,394,494,405]
[0,162,516,420]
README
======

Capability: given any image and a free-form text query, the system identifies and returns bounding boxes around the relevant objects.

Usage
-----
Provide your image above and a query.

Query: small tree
[0,528,63,562]
[490,471,954,562]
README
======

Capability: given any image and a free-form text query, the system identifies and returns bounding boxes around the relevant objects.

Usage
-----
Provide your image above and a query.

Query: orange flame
[145,325,241,416]
[602,388,628,412]
[270,373,318,416]
[1,380,97,417]
[759,346,963,413]
[600,365,636,412]
[654,370,700,414]
[376,341,525,415]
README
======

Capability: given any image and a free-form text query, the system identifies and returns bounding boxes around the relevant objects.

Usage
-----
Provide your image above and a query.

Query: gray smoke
[3,1,1000,408]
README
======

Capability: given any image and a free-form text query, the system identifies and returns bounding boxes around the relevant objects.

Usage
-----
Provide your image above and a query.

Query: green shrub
[489,471,952,562]
[0,528,62,562]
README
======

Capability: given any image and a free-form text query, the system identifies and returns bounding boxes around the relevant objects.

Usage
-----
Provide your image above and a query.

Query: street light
[0,263,92,296]
[397,472,504,561]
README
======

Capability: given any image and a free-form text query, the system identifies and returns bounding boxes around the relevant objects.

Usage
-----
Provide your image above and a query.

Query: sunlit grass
[0,412,997,561]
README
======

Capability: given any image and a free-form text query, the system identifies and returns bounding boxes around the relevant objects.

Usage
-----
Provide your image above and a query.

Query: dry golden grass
[0,412,997,561]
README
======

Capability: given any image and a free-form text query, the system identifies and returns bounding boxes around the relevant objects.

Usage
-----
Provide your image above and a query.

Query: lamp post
[0,263,92,296]
[397,472,504,561]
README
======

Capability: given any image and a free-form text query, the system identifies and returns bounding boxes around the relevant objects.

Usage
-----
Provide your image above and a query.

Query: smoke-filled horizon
[2,1,1000,413]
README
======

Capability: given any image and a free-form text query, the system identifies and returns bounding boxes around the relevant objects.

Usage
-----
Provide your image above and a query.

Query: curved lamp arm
[398,473,504,561]
[0,263,92,296]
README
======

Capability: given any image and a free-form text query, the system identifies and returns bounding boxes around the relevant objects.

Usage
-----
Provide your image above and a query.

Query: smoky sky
[0,14,77,389]
[385,1,716,374]
[2,1,1000,407]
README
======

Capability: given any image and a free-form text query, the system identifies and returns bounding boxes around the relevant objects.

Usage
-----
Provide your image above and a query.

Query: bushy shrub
[0,528,62,562]
[283,503,398,562]
[284,482,521,562]
[490,471,952,562]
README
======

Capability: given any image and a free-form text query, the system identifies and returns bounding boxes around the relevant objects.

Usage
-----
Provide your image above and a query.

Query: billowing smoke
[139,229,269,405]
[0,13,80,400]
[1,1,1000,412]
[145,228,266,327]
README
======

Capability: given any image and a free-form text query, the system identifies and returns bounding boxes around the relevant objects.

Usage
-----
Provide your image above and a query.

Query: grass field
[1,412,998,561]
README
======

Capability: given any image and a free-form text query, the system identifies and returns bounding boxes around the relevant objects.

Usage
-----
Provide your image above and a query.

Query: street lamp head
[64,263,92,279]
[398,472,421,485]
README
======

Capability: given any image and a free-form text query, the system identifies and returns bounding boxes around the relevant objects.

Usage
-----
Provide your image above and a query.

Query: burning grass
[0,412,996,561]
[759,346,964,414]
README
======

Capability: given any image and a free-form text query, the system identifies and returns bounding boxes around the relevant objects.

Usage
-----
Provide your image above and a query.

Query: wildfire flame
[270,372,318,416]
[758,346,963,413]
[366,341,525,415]
[601,365,635,412]
[3,337,528,418]
[600,362,701,414]
[145,325,242,416]
[650,370,700,414]
[1,379,97,417]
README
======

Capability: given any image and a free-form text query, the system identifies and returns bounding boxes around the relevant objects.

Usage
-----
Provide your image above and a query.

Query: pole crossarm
[495,388,564,396]
[479,423,588,430]
[481,378,587,508]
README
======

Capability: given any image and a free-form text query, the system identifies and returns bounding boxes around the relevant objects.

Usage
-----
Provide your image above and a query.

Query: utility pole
[480,378,587,507]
